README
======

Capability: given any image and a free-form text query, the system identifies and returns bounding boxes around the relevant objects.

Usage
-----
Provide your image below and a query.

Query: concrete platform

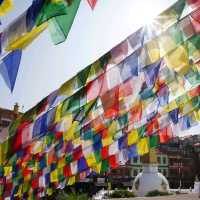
[108,194,200,200]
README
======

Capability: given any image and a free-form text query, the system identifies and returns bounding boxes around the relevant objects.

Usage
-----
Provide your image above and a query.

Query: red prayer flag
[101,146,108,159]
[87,0,98,9]
[73,146,83,160]
[188,85,200,98]
[32,177,39,189]
[12,121,30,152]
[101,86,119,119]
[109,154,119,169]
[147,117,159,136]
[159,126,172,144]
[63,165,72,177]
[129,102,142,124]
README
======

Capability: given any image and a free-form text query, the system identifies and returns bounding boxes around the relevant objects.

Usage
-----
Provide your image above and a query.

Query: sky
[0,0,177,112]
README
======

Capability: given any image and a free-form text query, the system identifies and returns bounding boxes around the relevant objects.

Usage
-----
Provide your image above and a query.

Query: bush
[109,189,135,198]
[145,190,172,197]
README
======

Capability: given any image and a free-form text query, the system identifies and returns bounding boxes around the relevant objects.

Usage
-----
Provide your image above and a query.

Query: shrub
[145,190,172,197]
[109,189,135,198]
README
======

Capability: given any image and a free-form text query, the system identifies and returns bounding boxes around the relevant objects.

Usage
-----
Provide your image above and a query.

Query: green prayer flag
[36,0,68,26]
[138,125,146,138]
[77,66,91,87]
[185,65,200,86]
[48,0,81,45]
[101,160,109,173]
[118,114,128,127]
[94,150,101,163]
[149,135,159,148]
[66,154,73,164]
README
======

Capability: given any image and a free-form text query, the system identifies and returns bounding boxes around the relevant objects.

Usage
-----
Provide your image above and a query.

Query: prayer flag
[0,50,22,92]
[87,0,98,9]
[0,0,13,16]
[48,0,81,44]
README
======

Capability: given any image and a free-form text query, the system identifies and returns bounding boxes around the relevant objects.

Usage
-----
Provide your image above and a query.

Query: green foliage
[145,190,172,197]
[109,189,135,198]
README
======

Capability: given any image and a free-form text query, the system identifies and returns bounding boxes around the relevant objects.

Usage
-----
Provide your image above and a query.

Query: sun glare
[128,1,175,27]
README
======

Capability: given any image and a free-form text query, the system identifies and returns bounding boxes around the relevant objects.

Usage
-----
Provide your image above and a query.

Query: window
[163,157,167,165]
[0,118,11,127]
[133,157,138,163]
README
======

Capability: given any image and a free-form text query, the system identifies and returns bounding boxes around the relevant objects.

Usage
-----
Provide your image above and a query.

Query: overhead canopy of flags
[0,0,199,199]
[0,0,98,92]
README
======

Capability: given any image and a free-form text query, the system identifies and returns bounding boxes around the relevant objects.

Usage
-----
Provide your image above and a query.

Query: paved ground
[108,194,200,200]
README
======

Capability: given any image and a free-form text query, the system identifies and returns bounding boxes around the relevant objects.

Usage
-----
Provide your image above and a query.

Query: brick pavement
[108,194,200,200]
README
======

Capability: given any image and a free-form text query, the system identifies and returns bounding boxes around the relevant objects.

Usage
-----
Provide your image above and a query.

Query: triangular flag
[48,0,81,45]
[0,0,13,16]
[87,0,98,10]
[0,50,22,92]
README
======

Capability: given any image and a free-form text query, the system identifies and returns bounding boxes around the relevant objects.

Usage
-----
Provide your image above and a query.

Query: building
[159,136,200,189]
[0,103,20,131]
[108,135,200,189]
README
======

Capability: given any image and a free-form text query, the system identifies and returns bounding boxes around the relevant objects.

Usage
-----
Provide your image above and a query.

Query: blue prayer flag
[0,50,22,92]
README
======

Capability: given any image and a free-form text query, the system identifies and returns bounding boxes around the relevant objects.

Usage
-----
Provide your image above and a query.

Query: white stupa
[133,149,170,196]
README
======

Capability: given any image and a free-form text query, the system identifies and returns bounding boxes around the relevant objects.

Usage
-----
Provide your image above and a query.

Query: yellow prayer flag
[87,60,101,82]
[59,78,74,96]
[50,169,58,183]
[163,100,178,113]
[64,121,79,141]
[92,163,102,173]
[58,157,65,168]
[86,153,96,167]
[146,39,160,64]
[108,121,117,136]
[137,137,149,156]
[164,44,189,75]
[0,0,13,16]
[128,130,139,146]
[0,141,8,165]
[14,185,22,198]
[194,110,200,121]
[102,136,113,147]
[68,176,76,186]
[72,137,81,147]
[4,166,12,176]
[55,103,63,123]
[47,188,53,196]
[6,23,48,51]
